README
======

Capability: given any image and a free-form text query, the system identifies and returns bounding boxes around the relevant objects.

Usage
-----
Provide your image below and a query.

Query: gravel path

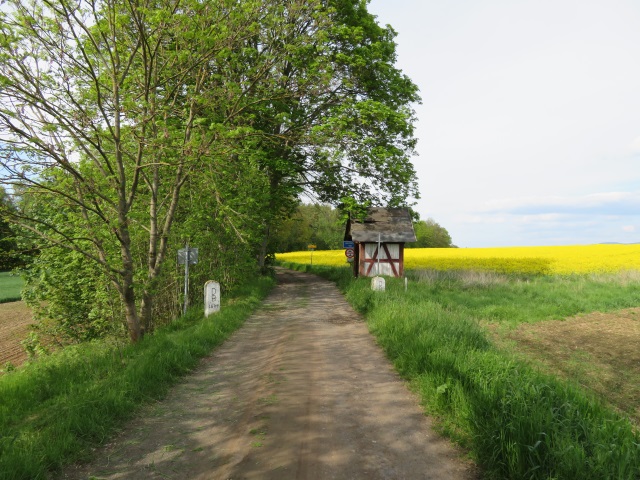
[64,269,477,480]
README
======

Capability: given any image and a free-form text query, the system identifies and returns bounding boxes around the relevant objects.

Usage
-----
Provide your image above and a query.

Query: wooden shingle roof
[345,207,417,243]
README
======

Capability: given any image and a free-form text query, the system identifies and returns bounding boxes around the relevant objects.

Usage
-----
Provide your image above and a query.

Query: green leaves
[409,219,455,249]
[0,0,421,341]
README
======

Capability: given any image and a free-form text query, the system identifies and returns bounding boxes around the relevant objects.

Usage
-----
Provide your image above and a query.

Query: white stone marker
[371,276,385,292]
[204,280,221,317]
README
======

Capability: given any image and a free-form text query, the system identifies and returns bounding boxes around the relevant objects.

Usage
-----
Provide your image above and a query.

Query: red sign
[345,248,355,259]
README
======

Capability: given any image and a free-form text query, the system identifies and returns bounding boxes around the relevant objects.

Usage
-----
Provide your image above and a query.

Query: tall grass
[280,262,640,479]
[0,272,23,303]
[408,268,640,327]
[0,276,273,480]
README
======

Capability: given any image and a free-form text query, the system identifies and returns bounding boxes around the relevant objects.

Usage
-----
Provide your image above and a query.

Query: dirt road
[65,269,477,480]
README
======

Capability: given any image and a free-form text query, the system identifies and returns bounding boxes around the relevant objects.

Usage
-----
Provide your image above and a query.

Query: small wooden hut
[344,207,416,278]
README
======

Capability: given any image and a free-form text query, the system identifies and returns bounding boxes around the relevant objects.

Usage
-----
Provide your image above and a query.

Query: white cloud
[368,0,640,247]
[482,191,640,216]
[629,136,640,154]
[451,210,638,247]
[448,193,640,246]
[518,213,567,224]
[460,214,508,225]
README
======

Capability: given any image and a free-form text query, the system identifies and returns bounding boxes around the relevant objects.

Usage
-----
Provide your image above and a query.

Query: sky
[367,0,640,247]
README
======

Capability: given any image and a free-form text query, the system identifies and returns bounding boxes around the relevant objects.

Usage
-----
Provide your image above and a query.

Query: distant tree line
[0,186,30,270]
[271,204,344,252]
[407,218,456,249]
[271,204,455,251]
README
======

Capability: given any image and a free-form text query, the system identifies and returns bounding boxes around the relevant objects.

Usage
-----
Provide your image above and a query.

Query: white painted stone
[371,276,385,292]
[204,280,221,317]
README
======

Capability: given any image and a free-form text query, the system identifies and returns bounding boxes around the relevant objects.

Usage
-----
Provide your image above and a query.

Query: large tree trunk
[257,223,271,275]
[140,291,153,335]
[116,183,142,342]
[121,272,142,343]
[118,215,142,342]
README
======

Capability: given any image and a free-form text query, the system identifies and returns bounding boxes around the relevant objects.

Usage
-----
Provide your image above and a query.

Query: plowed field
[503,307,640,425]
[0,301,33,370]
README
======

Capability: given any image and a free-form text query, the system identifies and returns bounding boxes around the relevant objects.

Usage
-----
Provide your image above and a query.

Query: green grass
[0,272,23,303]
[280,262,640,480]
[0,275,274,480]
[407,268,640,327]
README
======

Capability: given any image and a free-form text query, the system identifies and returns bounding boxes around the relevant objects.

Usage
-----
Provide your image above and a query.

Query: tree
[0,0,420,342]
[0,186,20,270]
[206,0,421,270]
[0,0,272,341]
[409,218,455,248]
[271,203,343,252]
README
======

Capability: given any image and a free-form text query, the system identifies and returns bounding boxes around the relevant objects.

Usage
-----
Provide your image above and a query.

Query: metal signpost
[308,244,316,266]
[178,245,198,315]
[372,233,385,291]
[343,240,355,263]
[377,233,381,276]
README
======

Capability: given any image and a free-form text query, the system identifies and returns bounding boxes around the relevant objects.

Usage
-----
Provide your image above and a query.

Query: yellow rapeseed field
[277,244,640,275]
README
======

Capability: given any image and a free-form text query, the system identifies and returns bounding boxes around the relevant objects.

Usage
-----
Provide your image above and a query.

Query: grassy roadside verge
[0,276,274,480]
[279,262,640,480]
[0,272,23,303]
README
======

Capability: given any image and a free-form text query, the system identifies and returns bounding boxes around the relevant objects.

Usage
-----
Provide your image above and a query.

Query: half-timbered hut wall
[344,207,417,278]
[361,242,402,277]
